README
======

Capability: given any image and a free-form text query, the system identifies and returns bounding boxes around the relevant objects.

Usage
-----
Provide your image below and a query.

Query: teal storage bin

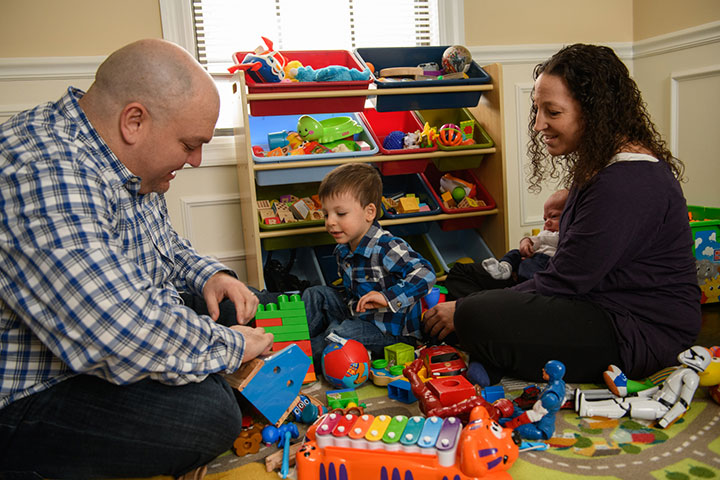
[688,204,720,304]
[425,222,493,272]
[249,112,378,186]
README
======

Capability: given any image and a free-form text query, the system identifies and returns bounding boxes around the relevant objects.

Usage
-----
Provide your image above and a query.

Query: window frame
[159,0,465,72]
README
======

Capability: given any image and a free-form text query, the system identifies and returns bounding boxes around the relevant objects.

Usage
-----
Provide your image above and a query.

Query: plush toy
[291,65,371,82]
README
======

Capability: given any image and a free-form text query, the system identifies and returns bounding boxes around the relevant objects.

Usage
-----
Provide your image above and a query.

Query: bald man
[0,39,273,478]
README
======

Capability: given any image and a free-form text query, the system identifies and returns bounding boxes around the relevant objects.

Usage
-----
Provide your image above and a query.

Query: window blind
[192,0,439,67]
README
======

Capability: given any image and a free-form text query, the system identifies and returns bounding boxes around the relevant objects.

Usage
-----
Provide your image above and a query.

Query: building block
[427,375,476,407]
[255,294,315,383]
[480,385,505,403]
[229,344,310,426]
[388,379,417,404]
[326,388,360,410]
[384,343,415,367]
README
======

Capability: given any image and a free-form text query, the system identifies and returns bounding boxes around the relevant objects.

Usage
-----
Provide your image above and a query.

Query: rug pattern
[206,378,720,480]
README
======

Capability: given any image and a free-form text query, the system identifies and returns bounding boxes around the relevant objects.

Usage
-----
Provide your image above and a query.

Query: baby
[483,189,568,281]
[444,189,568,300]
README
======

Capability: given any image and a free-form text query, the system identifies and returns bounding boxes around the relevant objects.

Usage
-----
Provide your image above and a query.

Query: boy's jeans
[302,285,418,365]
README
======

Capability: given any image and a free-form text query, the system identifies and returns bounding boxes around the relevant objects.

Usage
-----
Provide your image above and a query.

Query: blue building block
[480,385,505,403]
[239,344,310,425]
[388,379,417,404]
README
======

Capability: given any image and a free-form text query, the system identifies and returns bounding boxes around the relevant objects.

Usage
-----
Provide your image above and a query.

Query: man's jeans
[302,285,418,366]
[0,290,280,479]
[0,374,241,479]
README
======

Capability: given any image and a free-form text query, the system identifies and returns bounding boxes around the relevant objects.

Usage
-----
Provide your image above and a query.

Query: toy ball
[441,45,472,74]
[383,130,406,150]
[451,186,466,203]
[322,339,370,389]
[437,124,462,146]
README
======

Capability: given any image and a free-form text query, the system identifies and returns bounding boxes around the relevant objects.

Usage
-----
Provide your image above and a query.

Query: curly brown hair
[526,43,684,192]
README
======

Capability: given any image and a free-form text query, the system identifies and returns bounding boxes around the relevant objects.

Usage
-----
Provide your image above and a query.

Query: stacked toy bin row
[233,45,505,291]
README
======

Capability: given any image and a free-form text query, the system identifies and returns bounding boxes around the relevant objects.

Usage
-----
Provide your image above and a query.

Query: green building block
[384,343,415,367]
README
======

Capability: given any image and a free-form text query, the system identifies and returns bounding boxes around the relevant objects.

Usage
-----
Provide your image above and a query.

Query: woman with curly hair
[422,44,700,385]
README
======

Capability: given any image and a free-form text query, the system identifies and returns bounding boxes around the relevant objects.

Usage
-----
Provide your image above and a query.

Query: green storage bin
[257,181,324,232]
[415,108,494,171]
[404,233,446,277]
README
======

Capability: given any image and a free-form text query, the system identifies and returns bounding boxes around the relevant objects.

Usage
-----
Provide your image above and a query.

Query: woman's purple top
[514,154,701,377]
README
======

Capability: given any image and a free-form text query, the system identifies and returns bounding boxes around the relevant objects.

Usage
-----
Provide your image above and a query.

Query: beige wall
[0,0,162,57]
[1,0,718,278]
[464,0,633,45]
[633,0,720,40]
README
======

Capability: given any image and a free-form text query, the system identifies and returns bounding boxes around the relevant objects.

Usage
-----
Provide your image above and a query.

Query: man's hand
[421,301,457,340]
[231,325,274,362]
[203,272,259,325]
[519,237,535,258]
[356,291,388,312]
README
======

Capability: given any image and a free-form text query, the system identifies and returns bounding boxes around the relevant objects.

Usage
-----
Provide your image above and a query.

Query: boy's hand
[356,291,388,312]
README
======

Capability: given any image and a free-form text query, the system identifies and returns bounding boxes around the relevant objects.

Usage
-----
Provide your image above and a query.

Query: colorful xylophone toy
[296,405,520,479]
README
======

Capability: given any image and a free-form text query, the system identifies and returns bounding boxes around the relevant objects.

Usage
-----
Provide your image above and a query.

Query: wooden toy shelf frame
[233,63,508,289]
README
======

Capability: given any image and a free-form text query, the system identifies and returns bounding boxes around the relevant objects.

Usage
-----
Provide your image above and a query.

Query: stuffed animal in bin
[291,65,371,82]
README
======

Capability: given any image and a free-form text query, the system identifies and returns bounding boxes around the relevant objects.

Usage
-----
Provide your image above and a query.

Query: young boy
[445,189,568,299]
[302,164,436,364]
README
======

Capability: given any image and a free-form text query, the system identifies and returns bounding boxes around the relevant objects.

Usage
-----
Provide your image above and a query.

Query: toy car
[422,345,467,377]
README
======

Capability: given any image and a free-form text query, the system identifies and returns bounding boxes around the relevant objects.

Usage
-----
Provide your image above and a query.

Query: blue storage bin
[261,247,325,290]
[425,222,493,272]
[249,112,379,185]
[354,47,492,112]
[381,173,441,219]
[314,244,341,286]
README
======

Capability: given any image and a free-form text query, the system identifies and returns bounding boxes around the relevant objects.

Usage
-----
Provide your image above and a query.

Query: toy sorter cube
[384,343,415,367]
[689,205,720,304]
[353,46,492,112]
[254,294,316,383]
[233,50,372,116]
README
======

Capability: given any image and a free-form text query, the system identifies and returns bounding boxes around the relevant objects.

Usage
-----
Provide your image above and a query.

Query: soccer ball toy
[322,338,370,389]
[441,45,472,74]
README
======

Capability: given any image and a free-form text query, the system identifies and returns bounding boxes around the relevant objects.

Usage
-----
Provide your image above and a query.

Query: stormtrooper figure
[577,346,712,428]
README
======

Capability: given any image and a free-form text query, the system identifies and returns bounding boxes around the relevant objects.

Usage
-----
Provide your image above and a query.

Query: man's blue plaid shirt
[335,222,436,338]
[0,87,246,409]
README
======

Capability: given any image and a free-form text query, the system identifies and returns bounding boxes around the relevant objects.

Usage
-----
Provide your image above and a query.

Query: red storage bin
[358,108,435,175]
[233,50,371,116]
[421,162,496,231]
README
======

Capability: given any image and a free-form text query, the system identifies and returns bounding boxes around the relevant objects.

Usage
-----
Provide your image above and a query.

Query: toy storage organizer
[233,49,508,290]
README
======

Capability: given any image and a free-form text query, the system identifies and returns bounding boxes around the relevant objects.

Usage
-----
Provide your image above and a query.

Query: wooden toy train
[296,405,520,479]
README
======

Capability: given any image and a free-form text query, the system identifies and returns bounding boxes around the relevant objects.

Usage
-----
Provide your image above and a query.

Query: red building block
[427,375,476,407]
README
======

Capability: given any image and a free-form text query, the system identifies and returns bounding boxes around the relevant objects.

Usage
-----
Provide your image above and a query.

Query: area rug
[197,377,720,480]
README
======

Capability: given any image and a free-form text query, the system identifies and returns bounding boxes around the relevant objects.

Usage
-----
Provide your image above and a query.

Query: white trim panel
[669,64,720,157]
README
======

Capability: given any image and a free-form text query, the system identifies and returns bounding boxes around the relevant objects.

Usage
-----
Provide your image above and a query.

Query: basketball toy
[383,130,406,150]
[437,124,462,146]
[322,338,370,389]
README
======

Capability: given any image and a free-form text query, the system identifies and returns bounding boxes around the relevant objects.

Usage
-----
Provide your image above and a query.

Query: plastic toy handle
[227,62,262,75]
[280,430,291,478]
